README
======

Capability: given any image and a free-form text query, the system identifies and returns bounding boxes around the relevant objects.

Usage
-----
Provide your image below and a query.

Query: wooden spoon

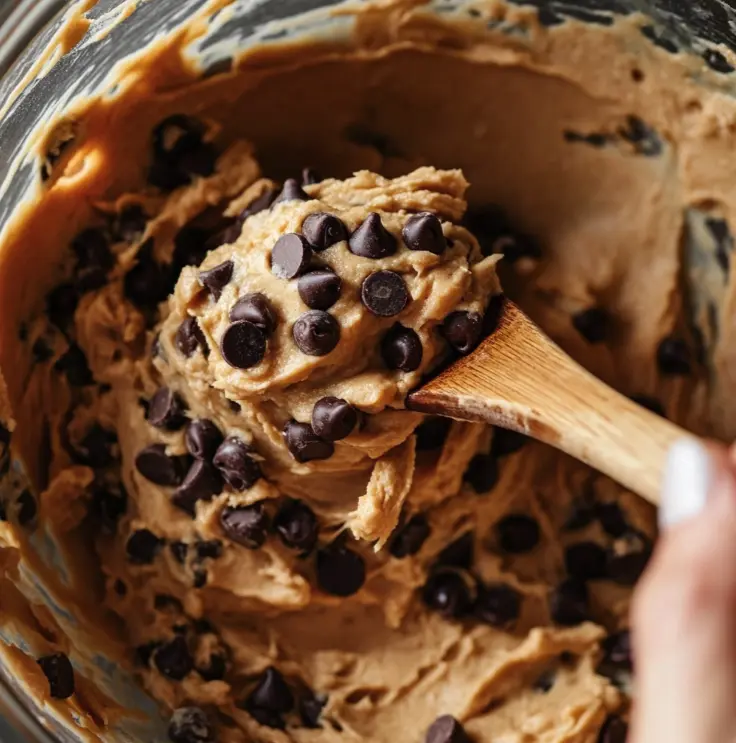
[408,300,696,505]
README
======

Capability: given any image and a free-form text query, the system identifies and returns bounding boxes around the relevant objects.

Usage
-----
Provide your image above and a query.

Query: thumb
[631,440,736,743]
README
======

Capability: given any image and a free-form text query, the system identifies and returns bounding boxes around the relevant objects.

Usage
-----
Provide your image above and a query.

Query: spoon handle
[408,301,693,505]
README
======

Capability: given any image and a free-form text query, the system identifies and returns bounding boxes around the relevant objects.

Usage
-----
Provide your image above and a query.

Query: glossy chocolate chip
[302,212,348,251]
[293,311,340,356]
[220,321,267,369]
[176,317,208,357]
[240,188,278,220]
[475,583,522,628]
[274,499,319,553]
[199,260,234,301]
[126,529,164,564]
[147,387,188,431]
[274,178,310,204]
[72,228,113,292]
[38,654,75,700]
[135,444,190,486]
[213,436,261,490]
[168,707,215,743]
[301,167,322,186]
[229,293,277,335]
[598,715,628,743]
[283,420,334,463]
[311,397,358,441]
[316,541,366,597]
[115,204,148,244]
[149,116,215,189]
[464,453,499,494]
[154,636,193,680]
[195,540,223,561]
[197,653,227,682]
[425,715,471,743]
[565,542,608,581]
[443,311,484,355]
[349,213,397,259]
[298,270,342,310]
[172,460,224,516]
[186,419,224,461]
[422,570,472,619]
[55,344,94,387]
[436,531,474,569]
[271,233,312,279]
[389,513,431,558]
[247,667,294,715]
[220,504,269,549]
[361,271,410,317]
[606,532,652,585]
[299,691,327,728]
[572,307,609,344]
[415,417,452,451]
[496,514,540,554]
[657,336,691,375]
[550,578,589,626]
[402,212,447,255]
[381,324,423,371]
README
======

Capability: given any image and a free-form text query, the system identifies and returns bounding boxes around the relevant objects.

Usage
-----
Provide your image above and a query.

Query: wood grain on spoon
[408,300,695,506]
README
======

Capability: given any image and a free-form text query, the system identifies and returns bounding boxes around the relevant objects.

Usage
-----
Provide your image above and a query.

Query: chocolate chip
[124,239,172,310]
[154,594,182,611]
[302,212,348,251]
[176,316,208,357]
[563,496,596,531]
[598,630,633,682]
[172,227,209,271]
[572,307,609,344]
[72,228,113,292]
[316,541,366,596]
[126,529,164,564]
[199,260,234,301]
[565,542,608,581]
[227,398,242,413]
[195,540,223,560]
[147,387,188,430]
[533,669,556,693]
[436,531,475,570]
[311,397,358,441]
[494,233,542,263]
[606,531,652,585]
[389,513,431,558]
[598,715,628,743]
[244,706,284,729]
[241,188,278,219]
[496,514,540,554]
[220,503,269,548]
[475,583,522,628]
[153,115,204,161]
[274,499,319,553]
[630,394,666,418]
[16,490,37,526]
[115,204,148,244]
[464,453,499,494]
[271,233,312,279]
[168,707,215,743]
[463,204,512,255]
[299,691,327,728]
[229,293,277,334]
[197,653,227,681]
[402,213,447,255]
[186,419,224,461]
[425,715,471,743]
[212,436,261,490]
[657,336,691,375]
[550,578,589,626]
[55,344,94,386]
[172,460,224,516]
[246,667,294,714]
[293,311,340,356]
[443,311,484,355]
[301,167,322,186]
[361,271,410,317]
[274,178,310,204]
[193,569,208,588]
[283,420,334,462]
[154,636,193,680]
[298,270,342,310]
[422,570,472,618]
[37,654,75,699]
[349,213,397,259]
[47,282,79,330]
[596,503,629,538]
[150,116,215,189]
[381,324,423,371]
[221,321,267,369]
[136,642,161,667]
[415,417,452,451]
[170,541,188,563]
[135,444,190,486]
[69,423,118,467]
[89,482,127,533]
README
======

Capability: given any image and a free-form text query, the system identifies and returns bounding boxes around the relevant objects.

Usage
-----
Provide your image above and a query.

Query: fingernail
[660,438,715,529]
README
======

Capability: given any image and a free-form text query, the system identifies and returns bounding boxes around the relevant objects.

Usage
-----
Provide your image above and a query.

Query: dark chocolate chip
[176,317,208,357]
[154,636,193,680]
[463,204,512,256]
[55,344,94,386]
[16,490,37,526]
[241,188,278,219]
[220,504,269,549]
[415,417,452,451]
[606,532,652,585]
[494,233,542,263]
[271,233,313,279]
[436,531,475,570]
[292,311,340,356]
[564,496,596,531]
[491,428,528,457]
[172,460,224,516]
[657,336,691,376]
[70,423,118,467]
[598,630,633,682]
[193,569,208,589]
[37,654,75,700]
[72,228,113,292]
[534,669,556,693]
[168,707,215,743]
[361,271,410,317]
[136,642,161,667]
[274,178,310,204]
[301,168,322,186]
[47,283,79,330]
[496,514,540,554]
[195,540,223,560]
[381,324,423,371]
[89,482,128,533]
[212,436,261,490]
[115,204,148,244]
[443,311,483,355]
[186,419,224,461]
[197,653,227,682]
[425,715,471,743]
[126,529,164,564]
[247,667,294,714]
[274,499,319,553]
[572,308,609,344]
[299,691,327,728]
[170,541,188,564]
[199,260,234,301]
[598,715,628,743]
[244,706,284,729]
[298,270,342,310]
[596,503,629,538]
[153,115,205,161]
[550,578,589,626]
[703,47,734,73]
[124,239,172,310]
[172,227,209,271]
[349,213,398,259]
[389,513,431,558]
[150,116,215,189]
[227,398,242,413]
[302,212,348,251]
[312,397,358,441]
[630,394,666,418]
[464,453,499,494]
[220,321,267,369]
[154,594,182,611]
[316,541,366,597]
[229,293,277,335]
[147,387,188,431]
[475,583,522,628]
[422,570,472,619]
[402,212,447,255]
[283,420,334,463]
[135,444,190,486]
[565,542,608,581]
